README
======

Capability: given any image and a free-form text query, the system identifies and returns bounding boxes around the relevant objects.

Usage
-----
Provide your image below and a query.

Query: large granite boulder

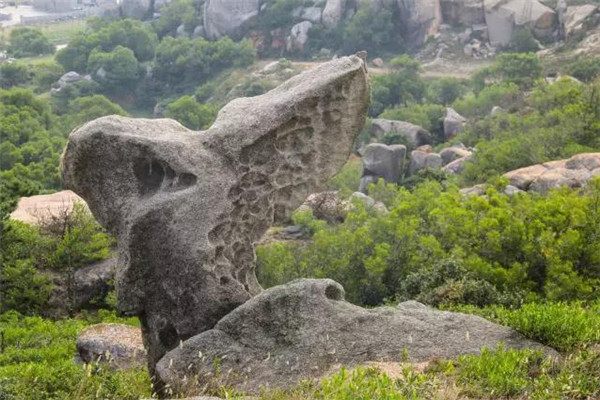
[370,119,432,147]
[397,0,443,46]
[156,279,557,394]
[61,56,370,374]
[484,0,556,46]
[504,153,600,193]
[322,0,346,28]
[76,323,146,369]
[359,143,407,191]
[10,190,86,225]
[203,0,260,39]
[563,5,598,38]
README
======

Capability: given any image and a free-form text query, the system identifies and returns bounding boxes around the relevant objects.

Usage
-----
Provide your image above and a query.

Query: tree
[343,2,400,55]
[490,53,543,89]
[567,57,600,82]
[165,96,217,130]
[427,77,467,105]
[8,28,54,57]
[62,95,128,132]
[87,46,140,92]
[0,63,29,89]
[152,0,199,38]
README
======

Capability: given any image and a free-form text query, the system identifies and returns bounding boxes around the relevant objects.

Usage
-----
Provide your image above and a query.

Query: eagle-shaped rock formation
[61,56,370,374]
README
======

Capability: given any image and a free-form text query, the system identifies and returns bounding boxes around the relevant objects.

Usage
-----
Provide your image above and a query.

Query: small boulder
[359,143,407,191]
[297,191,346,222]
[491,105,506,116]
[76,324,145,369]
[287,21,313,52]
[347,192,388,214]
[439,146,472,165]
[370,119,432,147]
[409,150,442,175]
[10,190,86,226]
[372,57,384,68]
[442,155,470,174]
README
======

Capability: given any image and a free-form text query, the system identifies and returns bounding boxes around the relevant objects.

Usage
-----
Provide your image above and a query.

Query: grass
[1,301,600,399]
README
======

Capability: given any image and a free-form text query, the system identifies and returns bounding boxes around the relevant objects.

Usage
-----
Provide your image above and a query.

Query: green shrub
[455,302,600,351]
[8,28,54,58]
[457,345,547,397]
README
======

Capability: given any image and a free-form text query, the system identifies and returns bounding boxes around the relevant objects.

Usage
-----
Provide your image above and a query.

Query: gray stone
[61,56,370,374]
[484,0,556,46]
[156,279,557,394]
[491,105,506,116]
[359,143,407,191]
[297,191,346,222]
[76,323,146,369]
[439,146,472,165]
[564,5,597,38]
[443,107,466,139]
[203,0,260,39]
[287,21,313,52]
[348,192,387,214]
[409,150,442,175]
[322,0,346,28]
[73,257,117,310]
[370,119,431,147]
[302,6,322,23]
[397,0,443,46]
[176,24,188,38]
[442,155,470,174]
[193,25,206,38]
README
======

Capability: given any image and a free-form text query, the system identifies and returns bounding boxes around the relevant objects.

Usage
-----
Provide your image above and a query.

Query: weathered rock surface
[504,153,600,193]
[76,323,146,369]
[73,257,117,310]
[359,143,407,191]
[322,0,346,28]
[440,146,471,165]
[61,56,370,373]
[398,0,443,46]
[287,21,313,52]
[370,119,432,147]
[10,190,86,225]
[442,155,471,174]
[484,0,556,46]
[564,4,598,38]
[443,107,466,139]
[203,0,260,39]
[297,191,346,222]
[157,279,557,394]
[409,150,442,175]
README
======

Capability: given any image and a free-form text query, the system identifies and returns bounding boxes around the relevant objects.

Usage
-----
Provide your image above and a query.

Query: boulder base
[157,279,556,394]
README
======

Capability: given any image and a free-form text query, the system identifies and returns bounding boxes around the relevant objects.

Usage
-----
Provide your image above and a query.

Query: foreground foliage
[1,300,599,399]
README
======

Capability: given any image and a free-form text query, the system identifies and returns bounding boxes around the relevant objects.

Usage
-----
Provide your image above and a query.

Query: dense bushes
[1,203,113,315]
[257,180,600,306]
[8,28,54,58]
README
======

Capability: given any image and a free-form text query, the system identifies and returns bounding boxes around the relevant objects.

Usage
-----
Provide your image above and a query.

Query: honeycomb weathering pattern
[61,56,370,374]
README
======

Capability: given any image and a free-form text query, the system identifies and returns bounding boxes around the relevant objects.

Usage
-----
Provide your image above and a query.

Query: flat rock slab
[76,323,146,369]
[157,279,557,394]
[10,190,86,225]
